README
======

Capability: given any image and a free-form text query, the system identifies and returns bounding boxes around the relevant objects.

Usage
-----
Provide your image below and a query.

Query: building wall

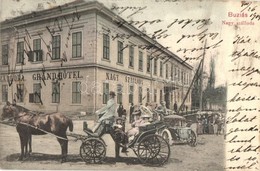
[0,1,192,115]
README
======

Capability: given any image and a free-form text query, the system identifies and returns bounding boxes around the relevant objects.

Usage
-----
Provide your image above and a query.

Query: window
[17,42,24,64]
[154,59,157,75]
[17,84,24,102]
[178,69,180,81]
[129,46,134,67]
[33,39,42,62]
[147,88,150,102]
[175,67,177,79]
[166,64,169,79]
[2,85,8,102]
[72,82,81,103]
[52,82,60,103]
[72,32,82,58]
[138,51,143,71]
[147,56,151,73]
[33,83,41,103]
[103,34,110,60]
[138,87,143,103]
[154,89,157,102]
[171,64,174,81]
[160,61,163,77]
[103,83,109,104]
[129,85,134,103]
[52,35,61,59]
[117,84,123,103]
[2,45,8,65]
[117,41,123,64]
[181,71,183,83]
[160,89,163,103]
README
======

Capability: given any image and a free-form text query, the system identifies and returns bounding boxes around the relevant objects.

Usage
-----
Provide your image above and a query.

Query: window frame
[17,42,24,64]
[2,85,8,102]
[117,41,124,64]
[138,51,143,71]
[147,55,151,73]
[16,84,24,103]
[72,32,82,58]
[103,82,109,104]
[72,81,81,104]
[52,82,60,103]
[52,35,61,60]
[129,84,134,103]
[2,44,8,65]
[33,83,41,103]
[33,39,42,62]
[129,46,134,67]
[103,34,110,60]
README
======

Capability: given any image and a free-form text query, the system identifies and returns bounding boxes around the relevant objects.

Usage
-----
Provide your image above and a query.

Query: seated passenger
[127,112,152,141]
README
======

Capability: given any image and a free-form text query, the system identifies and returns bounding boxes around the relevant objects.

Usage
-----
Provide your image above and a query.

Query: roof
[0,0,193,70]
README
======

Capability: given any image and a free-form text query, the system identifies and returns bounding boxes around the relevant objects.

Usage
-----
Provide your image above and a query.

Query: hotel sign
[106,72,143,85]
[32,71,83,80]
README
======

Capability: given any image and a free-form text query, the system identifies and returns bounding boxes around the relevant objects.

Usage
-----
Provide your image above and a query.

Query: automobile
[160,115,197,147]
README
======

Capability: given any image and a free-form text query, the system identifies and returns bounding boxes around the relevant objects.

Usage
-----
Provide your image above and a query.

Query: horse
[2,101,73,162]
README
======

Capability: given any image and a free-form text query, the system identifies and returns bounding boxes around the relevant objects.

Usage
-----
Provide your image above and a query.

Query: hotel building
[0,1,192,114]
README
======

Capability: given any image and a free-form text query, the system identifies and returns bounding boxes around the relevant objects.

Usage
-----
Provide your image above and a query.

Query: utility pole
[199,39,207,112]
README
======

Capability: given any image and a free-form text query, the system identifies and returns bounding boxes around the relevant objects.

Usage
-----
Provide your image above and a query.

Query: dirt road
[0,121,225,171]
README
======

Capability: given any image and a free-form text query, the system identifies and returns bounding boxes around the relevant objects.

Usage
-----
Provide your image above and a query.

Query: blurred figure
[117,102,124,117]
[129,103,134,123]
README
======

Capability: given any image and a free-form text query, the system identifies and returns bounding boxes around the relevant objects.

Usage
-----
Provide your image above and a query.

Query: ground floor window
[33,83,41,103]
[72,81,81,104]
[129,85,134,104]
[2,85,8,102]
[52,82,60,103]
[117,84,123,103]
[160,89,163,103]
[103,83,109,104]
[16,84,24,103]
[154,89,157,102]
[138,87,142,104]
[147,88,150,103]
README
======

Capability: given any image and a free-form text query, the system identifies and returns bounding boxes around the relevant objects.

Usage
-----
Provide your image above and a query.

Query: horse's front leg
[18,134,24,161]
[28,134,32,154]
[57,137,68,163]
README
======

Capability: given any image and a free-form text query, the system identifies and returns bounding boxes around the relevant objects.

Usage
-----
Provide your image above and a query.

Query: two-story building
[0,0,192,114]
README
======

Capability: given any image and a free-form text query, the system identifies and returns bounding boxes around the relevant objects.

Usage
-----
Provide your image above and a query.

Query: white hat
[141,114,151,118]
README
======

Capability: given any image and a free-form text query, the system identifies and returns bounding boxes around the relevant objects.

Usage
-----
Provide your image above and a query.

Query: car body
[160,115,197,147]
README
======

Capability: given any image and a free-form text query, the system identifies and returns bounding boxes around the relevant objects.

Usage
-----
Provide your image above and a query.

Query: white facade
[0,1,192,114]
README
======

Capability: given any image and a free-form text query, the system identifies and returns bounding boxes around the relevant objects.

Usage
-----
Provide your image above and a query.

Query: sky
[1,0,260,87]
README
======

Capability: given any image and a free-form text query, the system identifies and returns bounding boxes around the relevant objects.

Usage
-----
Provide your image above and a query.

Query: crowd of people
[197,113,224,135]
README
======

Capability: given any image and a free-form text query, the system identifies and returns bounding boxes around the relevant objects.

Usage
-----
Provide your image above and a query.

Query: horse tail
[68,119,73,132]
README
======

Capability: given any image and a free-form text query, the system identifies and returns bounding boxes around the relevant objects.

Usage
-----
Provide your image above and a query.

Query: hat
[109,91,116,97]
[132,110,141,115]
[141,114,151,118]
[115,116,124,121]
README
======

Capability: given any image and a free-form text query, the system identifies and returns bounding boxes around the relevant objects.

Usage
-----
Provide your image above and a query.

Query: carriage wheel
[137,134,170,166]
[80,138,106,164]
[188,130,197,147]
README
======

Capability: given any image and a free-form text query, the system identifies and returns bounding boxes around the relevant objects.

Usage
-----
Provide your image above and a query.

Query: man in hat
[93,91,116,136]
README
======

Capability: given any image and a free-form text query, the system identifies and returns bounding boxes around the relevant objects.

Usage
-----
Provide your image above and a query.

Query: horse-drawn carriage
[68,118,170,166]
[1,102,171,167]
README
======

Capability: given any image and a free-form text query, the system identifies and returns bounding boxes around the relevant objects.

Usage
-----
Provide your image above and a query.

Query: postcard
[0,0,259,170]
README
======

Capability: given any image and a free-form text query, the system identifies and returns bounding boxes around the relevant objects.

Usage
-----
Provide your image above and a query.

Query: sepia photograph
[0,0,259,170]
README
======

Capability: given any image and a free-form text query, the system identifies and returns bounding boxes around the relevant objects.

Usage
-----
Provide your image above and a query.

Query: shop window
[2,85,8,102]
[103,83,109,104]
[52,35,61,59]
[138,51,143,71]
[160,61,163,77]
[16,84,24,102]
[117,41,123,64]
[129,46,134,67]
[52,82,60,103]
[117,84,123,103]
[103,34,110,60]
[154,58,157,75]
[129,85,134,103]
[17,42,24,64]
[72,81,81,104]
[138,87,142,104]
[147,56,151,73]
[72,32,82,58]
[2,44,8,65]
[154,89,157,102]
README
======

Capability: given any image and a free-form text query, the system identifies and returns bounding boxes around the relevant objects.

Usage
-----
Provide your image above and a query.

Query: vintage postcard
[0,0,259,170]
